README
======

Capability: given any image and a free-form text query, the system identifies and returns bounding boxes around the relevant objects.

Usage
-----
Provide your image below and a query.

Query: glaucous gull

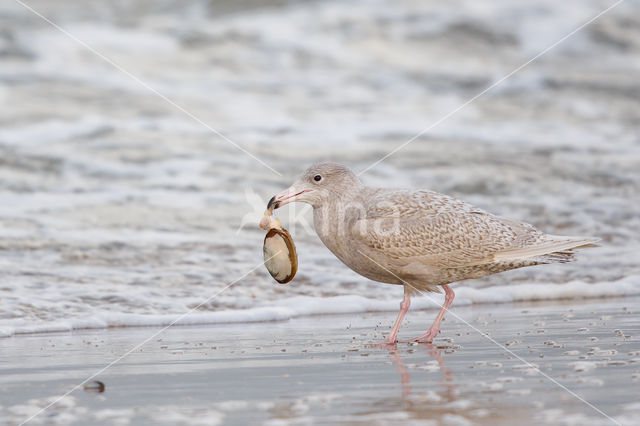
[266,162,598,344]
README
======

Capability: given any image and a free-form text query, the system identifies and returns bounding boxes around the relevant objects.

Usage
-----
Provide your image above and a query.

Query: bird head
[268,162,362,210]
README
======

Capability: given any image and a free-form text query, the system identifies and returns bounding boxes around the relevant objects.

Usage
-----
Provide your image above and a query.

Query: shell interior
[263,228,298,284]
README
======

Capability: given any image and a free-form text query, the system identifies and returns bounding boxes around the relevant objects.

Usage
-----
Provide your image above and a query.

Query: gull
[267,162,598,344]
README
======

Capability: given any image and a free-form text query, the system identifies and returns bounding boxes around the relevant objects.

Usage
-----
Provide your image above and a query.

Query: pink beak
[268,187,310,210]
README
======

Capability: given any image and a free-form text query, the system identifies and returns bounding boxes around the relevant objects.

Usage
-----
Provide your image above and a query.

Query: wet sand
[2,0,640,337]
[1,297,638,425]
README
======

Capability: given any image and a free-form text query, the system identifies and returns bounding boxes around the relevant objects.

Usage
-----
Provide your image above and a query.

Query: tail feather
[536,250,577,264]
[492,236,599,263]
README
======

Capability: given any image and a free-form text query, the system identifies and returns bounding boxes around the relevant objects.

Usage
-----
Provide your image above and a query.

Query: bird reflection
[389,343,456,402]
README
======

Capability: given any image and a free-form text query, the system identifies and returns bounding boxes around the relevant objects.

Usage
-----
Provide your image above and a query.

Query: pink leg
[381,289,411,345]
[410,284,455,343]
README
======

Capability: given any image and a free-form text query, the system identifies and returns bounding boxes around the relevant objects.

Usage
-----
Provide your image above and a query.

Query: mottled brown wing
[352,190,541,269]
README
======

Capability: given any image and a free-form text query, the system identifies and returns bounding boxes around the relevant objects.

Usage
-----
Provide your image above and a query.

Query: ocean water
[0,0,639,337]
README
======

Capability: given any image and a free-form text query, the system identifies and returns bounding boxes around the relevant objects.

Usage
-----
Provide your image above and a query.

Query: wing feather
[352,190,547,269]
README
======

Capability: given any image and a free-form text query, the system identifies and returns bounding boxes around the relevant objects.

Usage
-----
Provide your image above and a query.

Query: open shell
[263,227,298,284]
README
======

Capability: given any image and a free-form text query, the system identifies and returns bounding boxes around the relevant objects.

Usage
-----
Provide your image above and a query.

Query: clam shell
[263,228,298,284]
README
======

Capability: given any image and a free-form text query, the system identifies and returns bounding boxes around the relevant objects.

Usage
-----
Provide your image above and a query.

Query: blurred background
[0,0,639,336]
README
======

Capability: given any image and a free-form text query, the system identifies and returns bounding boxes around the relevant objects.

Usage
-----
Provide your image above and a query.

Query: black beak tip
[267,196,279,210]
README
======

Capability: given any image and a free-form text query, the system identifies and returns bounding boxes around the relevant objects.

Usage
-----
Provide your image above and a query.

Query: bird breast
[312,204,402,285]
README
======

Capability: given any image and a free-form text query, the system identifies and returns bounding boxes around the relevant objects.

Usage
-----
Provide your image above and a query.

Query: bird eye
[313,175,322,182]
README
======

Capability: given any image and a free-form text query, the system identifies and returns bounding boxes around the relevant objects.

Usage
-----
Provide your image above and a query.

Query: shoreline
[2,296,639,425]
[2,279,639,339]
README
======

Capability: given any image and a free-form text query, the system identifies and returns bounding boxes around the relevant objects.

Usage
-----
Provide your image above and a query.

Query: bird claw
[402,328,440,343]
[397,338,432,344]
[367,339,398,348]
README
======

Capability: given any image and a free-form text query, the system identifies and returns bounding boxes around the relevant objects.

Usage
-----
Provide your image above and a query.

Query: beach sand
[2,297,638,425]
